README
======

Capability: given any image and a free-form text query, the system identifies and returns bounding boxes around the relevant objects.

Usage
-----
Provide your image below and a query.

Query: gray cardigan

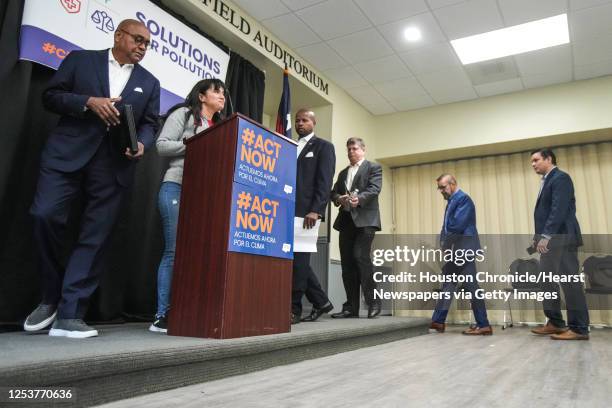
[156,107,209,184]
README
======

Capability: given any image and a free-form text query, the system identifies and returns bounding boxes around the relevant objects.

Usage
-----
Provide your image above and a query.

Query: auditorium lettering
[200,0,329,94]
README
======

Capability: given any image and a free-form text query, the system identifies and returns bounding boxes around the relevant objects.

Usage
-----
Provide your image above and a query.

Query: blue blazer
[295,135,335,221]
[41,49,160,185]
[534,167,583,247]
[441,189,480,251]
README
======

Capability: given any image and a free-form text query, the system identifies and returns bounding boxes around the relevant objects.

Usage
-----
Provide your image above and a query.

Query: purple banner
[19,25,182,113]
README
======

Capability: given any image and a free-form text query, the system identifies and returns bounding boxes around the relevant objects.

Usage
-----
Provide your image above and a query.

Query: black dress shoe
[331,310,358,318]
[301,302,333,322]
[367,303,381,319]
[291,313,301,325]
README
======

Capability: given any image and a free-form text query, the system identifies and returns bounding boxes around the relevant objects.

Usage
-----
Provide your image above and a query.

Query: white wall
[168,0,612,260]
[373,76,612,164]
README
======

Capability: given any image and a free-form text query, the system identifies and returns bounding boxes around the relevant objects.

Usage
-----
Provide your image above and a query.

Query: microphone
[225,86,235,116]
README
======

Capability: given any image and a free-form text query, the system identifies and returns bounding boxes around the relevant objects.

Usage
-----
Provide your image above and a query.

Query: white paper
[293,217,320,253]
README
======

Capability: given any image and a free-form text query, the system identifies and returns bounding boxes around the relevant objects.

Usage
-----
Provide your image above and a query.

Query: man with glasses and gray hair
[429,174,492,335]
[24,19,160,338]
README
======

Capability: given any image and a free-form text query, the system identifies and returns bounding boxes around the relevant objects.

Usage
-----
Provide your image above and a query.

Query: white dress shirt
[346,159,364,192]
[537,166,557,199]
[108,49,134,98]
[296,132,314,157]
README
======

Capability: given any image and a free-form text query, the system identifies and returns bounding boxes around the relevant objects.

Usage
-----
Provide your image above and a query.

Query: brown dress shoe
[550,329,589,340]
[462,326,493,335]
[429,322,445,333]
[531,322,567,335]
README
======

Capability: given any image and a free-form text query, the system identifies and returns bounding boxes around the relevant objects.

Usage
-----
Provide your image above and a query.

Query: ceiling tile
[426,0,466,9]
[418,66,473,89]
[573,34,612,66]
[346,85,389,106]
[233,0,290,20]
[399,42,461,75]
[569,2,612,42]
[323,66,368,88]
[418,67,477,103]
[433,0,504,39]
[378,12,447,53]
[374,77,428,99]
[429,87,478,104]
[514,44,571,76]
[354,0,429,25]
[498,0,567,26]
[295,0,371,40]
[387,93,436,111]
[281,0,325,11]
[569,0,612,11]
[262,14,321,48]
[575,60,612,80]
[522,70,572,89]
[295,43,347,71]
[366,102,397,115]
[353,55,413,83]
[327,29,395,64]
[474,78,524,97]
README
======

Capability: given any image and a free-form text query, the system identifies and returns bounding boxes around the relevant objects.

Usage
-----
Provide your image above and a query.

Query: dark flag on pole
[275,66,291,138]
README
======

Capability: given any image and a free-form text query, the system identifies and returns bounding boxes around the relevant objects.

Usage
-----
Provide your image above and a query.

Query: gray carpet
[100,326,612,408]
[0,316,429,407]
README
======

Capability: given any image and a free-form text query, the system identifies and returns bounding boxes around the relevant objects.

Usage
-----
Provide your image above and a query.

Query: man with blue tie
[429,174,492,335]
[23,19,160,338]
[529,148,589,340]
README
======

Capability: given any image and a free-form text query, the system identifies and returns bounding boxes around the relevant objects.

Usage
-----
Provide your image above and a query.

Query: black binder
[110,104,139,154]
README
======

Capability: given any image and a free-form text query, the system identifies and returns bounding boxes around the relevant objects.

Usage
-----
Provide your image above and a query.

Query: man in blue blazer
[292,109,335,324]
[430,174,492,335]
[529,148,589,340]
[24,19,160,338]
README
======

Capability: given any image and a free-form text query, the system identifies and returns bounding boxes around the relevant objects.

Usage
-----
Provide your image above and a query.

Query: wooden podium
[167,114,297,339]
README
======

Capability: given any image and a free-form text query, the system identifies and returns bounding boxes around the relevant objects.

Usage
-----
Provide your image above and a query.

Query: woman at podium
[149,79,226,333]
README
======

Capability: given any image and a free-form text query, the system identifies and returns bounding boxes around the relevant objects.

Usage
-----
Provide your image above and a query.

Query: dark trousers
[338,213,377,313]
[540,244,590,334]
[292,252,329,315]
[30,140,125,319]
[431,261,490,327]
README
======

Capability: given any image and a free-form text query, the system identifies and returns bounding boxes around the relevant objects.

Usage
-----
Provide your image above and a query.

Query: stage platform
[0,316,429,407]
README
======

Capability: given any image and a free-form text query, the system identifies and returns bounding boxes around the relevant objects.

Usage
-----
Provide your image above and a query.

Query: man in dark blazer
[330,138,382,319]
[23,19,160,338]
[292,109,335,324]
[430,174,492,335]
[529,148,590,340]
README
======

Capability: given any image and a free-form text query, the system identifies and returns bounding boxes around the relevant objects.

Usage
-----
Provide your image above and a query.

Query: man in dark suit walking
[429,174,492,335]
[23,19,160,338]
[330,138,382,319]
[529,148,590,340]
[292,109,335,324]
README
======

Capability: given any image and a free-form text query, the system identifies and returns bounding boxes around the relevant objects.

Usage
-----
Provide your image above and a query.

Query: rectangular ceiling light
[451,14,569,65]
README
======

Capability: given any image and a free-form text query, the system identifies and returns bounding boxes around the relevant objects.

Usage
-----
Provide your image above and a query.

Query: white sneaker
[49,319,98,338]
[24,304,57,331]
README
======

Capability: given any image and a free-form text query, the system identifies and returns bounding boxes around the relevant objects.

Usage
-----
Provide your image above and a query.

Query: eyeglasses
[437,184,449,190]
[119,29,151,49]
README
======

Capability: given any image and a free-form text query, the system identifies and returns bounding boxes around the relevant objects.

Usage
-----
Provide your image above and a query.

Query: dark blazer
[295,135,335,220]
[41,49,160,185]
[441,189,480,251]
[331,160,382,231]
[534,167,583,247]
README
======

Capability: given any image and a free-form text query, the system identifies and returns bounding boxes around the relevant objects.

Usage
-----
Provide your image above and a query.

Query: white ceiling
[232,0,612,115]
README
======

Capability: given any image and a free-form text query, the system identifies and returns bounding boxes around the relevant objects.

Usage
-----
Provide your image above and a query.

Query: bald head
[117,19,146,32]
[295,108,316,137]
[113,19,150,64]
